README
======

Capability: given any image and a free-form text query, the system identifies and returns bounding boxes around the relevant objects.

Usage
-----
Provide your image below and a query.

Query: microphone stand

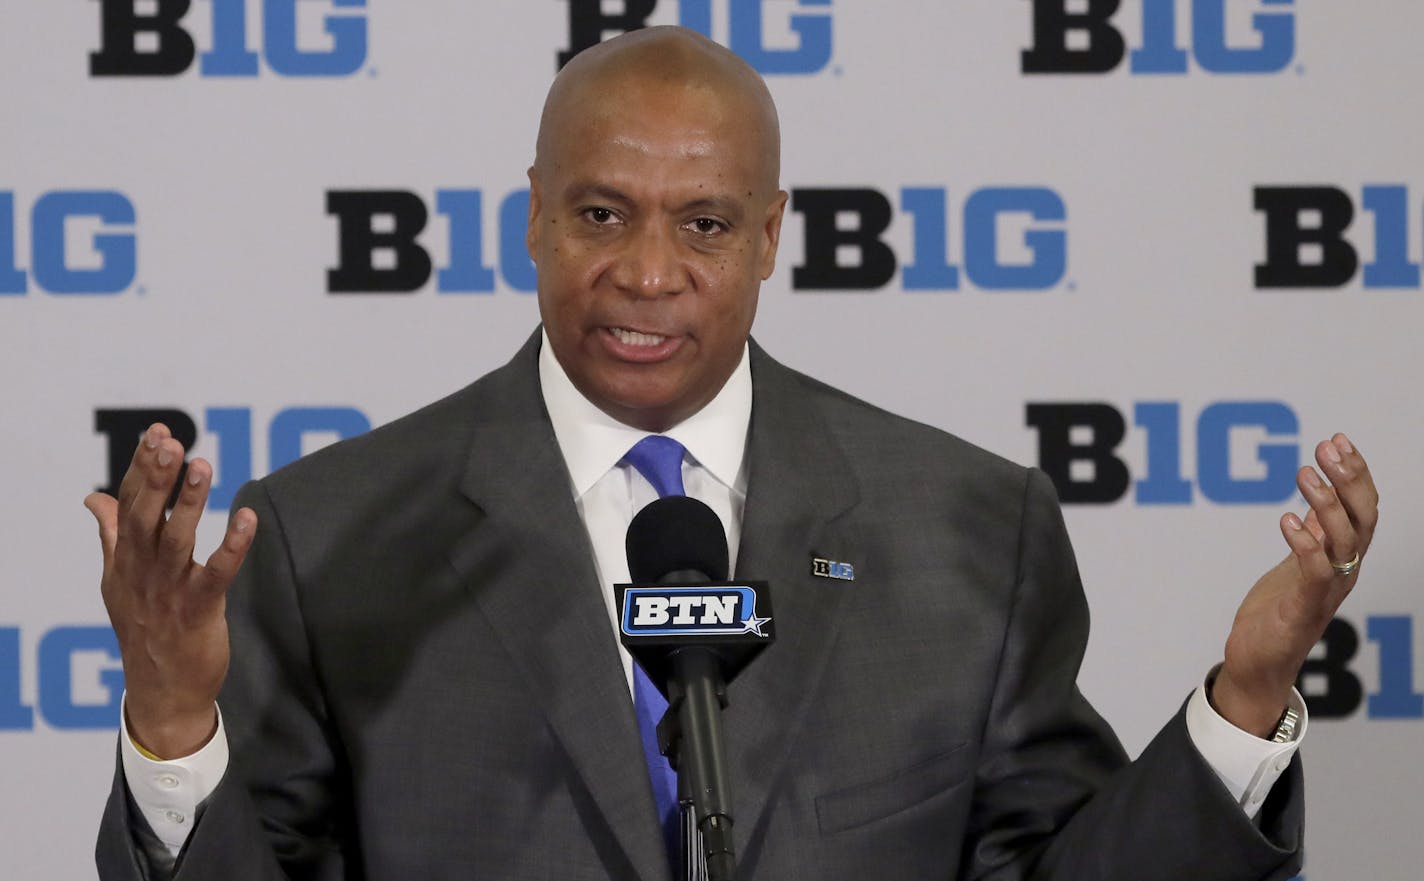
[678,785,707,881]
[658,646,736,881]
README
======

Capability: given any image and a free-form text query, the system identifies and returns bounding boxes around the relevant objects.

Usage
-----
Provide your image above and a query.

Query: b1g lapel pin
[812,557,855,581]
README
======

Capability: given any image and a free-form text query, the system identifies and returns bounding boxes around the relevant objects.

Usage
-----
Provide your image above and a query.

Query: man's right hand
[84,423,258,760]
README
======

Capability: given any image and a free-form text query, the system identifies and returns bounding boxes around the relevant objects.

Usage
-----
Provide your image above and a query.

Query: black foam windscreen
[626,496,730,583]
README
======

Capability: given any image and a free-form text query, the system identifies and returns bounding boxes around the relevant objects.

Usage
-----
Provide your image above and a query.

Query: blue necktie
[621,435,687,862]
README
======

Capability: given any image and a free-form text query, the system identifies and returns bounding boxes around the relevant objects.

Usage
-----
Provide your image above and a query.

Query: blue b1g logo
[90,0,369,78]
[1303,616,1424,721]
[0,627,122,731]
[792,187,1068,292]
[327,189,536,295]
[1256,185,1424,290]
[1023,0,1296,75]
[95,406,372,511]
[560,0,833,74]
[1027,400,1302,505]
[0,191,137,295]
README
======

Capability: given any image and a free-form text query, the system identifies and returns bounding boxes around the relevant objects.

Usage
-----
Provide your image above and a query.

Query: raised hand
[84,423,258,759]
[1212,434,1379,737]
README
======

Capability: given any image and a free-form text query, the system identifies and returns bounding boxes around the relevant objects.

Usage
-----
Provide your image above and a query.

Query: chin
[601,387,689,429]
[610,392,682,419]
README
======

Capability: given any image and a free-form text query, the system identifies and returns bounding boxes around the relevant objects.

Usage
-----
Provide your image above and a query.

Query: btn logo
[1027,400,1301,505]
[792,187,1067,292]
[90,0,368,78]
[0,191,137,295]
[95,405,372,510]
[0,626,122,731]
[1256,185,1423,289]
[622,587,772,637]
[1301,615,1423,721]
[327,189,535,294]
[1022,0,1296,75]
[559,0,833,74]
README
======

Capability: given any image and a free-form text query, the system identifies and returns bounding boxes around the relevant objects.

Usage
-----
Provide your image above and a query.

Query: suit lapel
[437,334,861,878]
[726,343,862,849]
[443,333,671,881]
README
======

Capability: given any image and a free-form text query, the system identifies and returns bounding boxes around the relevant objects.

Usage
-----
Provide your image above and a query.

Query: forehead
[544,76,770,197]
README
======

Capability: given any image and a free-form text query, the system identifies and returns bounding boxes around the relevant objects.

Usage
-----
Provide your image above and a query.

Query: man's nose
[610,224,689,298]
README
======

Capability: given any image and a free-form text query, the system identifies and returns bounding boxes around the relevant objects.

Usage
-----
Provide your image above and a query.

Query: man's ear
[526,167,542,261]
[759,190,789,280]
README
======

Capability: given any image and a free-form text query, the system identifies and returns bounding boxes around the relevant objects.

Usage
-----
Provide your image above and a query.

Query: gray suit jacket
[98,332,1303,880]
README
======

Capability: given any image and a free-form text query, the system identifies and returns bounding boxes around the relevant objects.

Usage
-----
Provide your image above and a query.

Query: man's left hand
[1211,433,1379,738]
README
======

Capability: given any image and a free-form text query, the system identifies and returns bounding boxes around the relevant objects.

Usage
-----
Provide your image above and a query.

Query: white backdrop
[2,2,1420,878]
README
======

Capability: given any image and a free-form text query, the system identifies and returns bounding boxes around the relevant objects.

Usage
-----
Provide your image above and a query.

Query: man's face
[528,77,787,432]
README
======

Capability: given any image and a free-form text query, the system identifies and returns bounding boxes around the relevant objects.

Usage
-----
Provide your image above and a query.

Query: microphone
[627,495,729,583]
[619,496,774,881]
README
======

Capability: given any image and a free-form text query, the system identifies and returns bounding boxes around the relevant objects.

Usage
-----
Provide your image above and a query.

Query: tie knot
[623,435,687,498]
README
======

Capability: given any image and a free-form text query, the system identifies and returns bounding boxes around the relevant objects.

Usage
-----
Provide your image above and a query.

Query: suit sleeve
[961,468,1303,881]
[96,480,352,881]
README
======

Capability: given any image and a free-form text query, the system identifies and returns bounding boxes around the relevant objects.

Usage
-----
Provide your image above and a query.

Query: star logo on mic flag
[740,613,771,636]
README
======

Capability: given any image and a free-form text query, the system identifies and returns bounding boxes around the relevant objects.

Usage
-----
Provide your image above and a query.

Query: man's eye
[689,218,725,235]
[585,207,616,224]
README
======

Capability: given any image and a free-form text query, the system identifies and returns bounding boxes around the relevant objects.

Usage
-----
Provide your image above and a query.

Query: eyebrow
[563,182,747,222]
[677,196,746,222]
[564,182,633,207]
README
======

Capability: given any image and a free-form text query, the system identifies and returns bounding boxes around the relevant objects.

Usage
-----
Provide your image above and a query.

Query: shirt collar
[539,330,752,498]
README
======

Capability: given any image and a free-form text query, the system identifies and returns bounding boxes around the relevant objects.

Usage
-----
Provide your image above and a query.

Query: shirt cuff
[1184,668,1307,819]
[118,693,230,856]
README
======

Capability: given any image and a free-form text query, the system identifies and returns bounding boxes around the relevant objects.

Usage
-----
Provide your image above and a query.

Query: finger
[1279,513,1337,608]
[121,435,187,554]
[1297,464,1357,570]
[1319,434,1380,551]
[198,507,257,594]
[115,423,170,516]
[1301,507,1325,543]
[84,492,120,566]
[157,458,213,575]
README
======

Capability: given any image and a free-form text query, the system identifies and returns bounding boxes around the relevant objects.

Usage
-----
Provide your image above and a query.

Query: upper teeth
[612,328,666,347]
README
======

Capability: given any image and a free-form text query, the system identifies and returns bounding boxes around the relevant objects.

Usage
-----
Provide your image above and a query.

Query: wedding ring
[1330,552,1361,577]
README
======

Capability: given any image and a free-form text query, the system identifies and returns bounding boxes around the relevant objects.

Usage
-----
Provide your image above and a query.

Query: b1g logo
[327,190,535,294]
[559,0,833,74]
[1302,615,1423,721]
[792,187,1068,292]
[0,191,137,295]
[90,0,368,78]
[1027,400,1301,505]
[1022,0,1296,75]
[1255,186,1423,289]
[95,406,372,510]
[0,626,122,730]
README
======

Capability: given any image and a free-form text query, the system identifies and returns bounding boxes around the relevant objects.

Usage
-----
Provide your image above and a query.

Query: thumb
[84,492,119,562]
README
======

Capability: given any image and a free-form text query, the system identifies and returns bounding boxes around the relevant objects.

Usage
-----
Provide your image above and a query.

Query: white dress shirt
[120,332,1304,855]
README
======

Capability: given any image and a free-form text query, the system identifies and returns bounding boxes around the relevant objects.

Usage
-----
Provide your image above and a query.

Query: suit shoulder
[264,380,479,487]
[775,363,1031,492]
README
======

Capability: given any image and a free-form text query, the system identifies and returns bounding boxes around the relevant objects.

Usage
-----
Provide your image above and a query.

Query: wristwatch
[1271,705,1301,743]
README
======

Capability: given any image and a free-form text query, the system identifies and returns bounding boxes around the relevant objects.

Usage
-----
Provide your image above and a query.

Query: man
[88,27,1378,881]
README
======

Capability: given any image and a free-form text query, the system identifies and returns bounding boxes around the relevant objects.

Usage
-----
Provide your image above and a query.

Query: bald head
[525,27,790,432]
[534,27,781,194]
